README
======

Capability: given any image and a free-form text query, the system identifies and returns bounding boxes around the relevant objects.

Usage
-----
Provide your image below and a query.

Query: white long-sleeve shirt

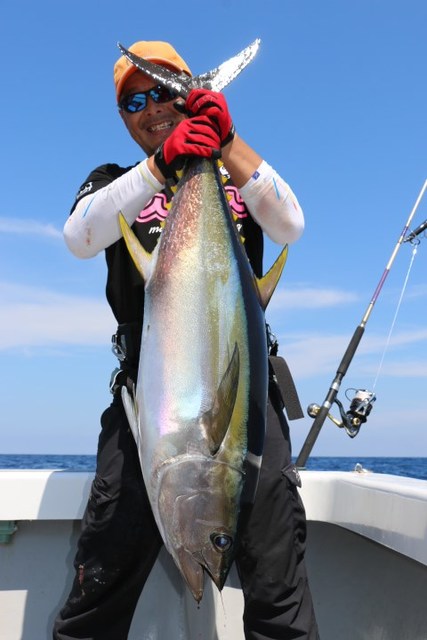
[64,159,304,259]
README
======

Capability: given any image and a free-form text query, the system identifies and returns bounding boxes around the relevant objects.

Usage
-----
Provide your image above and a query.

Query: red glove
[154,115,221,180]
[185,89,235,147]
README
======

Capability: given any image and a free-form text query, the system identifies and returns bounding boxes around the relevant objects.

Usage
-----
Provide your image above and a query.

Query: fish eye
[211,533,233,552]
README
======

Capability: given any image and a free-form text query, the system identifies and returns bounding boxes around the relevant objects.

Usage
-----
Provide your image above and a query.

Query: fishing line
[372,241,419,390]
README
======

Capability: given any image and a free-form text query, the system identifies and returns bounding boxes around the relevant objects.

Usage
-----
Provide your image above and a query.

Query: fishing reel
[307,389,376,438]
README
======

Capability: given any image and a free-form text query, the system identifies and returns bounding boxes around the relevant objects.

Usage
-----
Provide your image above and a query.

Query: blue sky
[1,0,426,459]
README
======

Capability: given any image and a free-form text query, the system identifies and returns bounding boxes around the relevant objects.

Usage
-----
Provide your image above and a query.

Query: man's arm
[149,131,305,247]
[65,105,303,259]
[64,160,163,259]
[223,134,304,246]
[65,116,222,259]
[182,90,305,246]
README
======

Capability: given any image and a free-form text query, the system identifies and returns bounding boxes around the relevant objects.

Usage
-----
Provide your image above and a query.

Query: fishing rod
[296,179,427,469]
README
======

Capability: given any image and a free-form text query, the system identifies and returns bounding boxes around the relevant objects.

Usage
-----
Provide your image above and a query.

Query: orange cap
[114,41,192,102]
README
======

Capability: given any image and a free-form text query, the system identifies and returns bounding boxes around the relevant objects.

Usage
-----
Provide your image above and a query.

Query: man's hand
[186,89,235,147]
[154,115,221,180]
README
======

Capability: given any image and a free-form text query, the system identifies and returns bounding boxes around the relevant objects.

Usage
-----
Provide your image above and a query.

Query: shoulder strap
[268,355,304,421]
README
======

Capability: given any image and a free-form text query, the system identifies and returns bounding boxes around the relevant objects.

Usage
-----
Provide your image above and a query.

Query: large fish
[118,43,288,602]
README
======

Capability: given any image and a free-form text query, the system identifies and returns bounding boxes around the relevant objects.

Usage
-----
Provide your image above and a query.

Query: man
[54,40,319,640]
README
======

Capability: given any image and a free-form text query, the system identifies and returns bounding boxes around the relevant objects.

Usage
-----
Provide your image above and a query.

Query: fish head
[157,456,243,602]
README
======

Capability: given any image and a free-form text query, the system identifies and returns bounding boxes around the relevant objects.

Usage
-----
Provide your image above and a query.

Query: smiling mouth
[147,121,174,133]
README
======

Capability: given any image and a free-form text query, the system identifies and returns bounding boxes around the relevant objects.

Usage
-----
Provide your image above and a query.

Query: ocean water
[0,454,426,480]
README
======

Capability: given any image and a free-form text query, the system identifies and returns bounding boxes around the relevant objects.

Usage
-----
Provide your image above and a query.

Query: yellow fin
[118,212,154,282]
[255,245,289,310]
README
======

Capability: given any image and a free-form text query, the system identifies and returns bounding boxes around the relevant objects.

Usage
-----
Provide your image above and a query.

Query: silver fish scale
[120,158,268,601]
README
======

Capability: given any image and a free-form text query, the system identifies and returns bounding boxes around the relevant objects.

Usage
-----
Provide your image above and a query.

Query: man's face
[119,69,186,156]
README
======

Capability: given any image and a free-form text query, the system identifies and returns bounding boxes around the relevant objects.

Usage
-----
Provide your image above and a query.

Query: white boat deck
[300,469,427,565]
[1,468,426,564]
[1,468,427,639]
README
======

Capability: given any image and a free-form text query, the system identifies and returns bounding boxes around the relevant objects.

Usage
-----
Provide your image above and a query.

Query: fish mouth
[175,549,230,602]
[202,548,232,593]
[174,539,234,602]
[176,548,205,603]
[202,562,228,593]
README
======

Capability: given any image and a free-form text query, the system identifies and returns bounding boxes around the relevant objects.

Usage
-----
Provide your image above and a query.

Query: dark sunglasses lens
[151,85,176,104]
[121,93,147,113]
[121,86,176,112]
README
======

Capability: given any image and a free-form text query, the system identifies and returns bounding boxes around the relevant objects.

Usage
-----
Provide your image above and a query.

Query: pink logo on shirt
[225,186,248,218]
[135,186,248,227]
[136,193,169,223]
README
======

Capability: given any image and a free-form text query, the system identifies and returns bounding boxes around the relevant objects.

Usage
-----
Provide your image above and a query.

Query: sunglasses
[119,85,178,113]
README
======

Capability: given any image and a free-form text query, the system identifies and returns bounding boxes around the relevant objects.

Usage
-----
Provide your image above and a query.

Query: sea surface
[0,454,426,480]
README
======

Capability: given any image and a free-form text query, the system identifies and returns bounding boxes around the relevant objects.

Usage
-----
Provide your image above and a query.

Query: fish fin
[118,212,154,282]
[193,39,261,93]
[255,244,289,310]
[117,39,260,97]
[203,344,240,455]
[121,385,140,446]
